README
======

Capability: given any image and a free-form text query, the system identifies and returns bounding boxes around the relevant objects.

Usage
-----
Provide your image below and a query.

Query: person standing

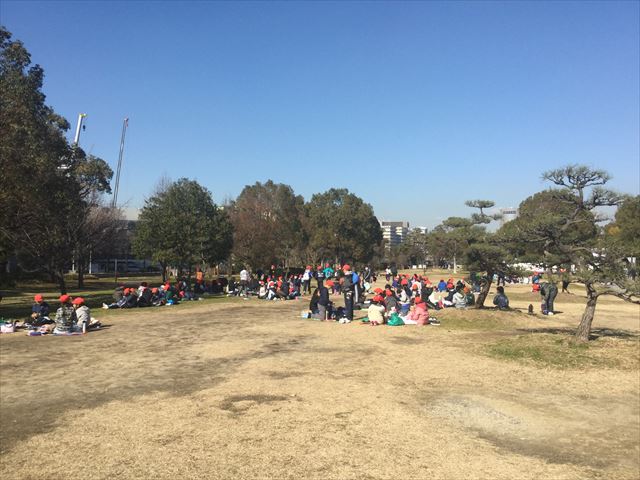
[340,264,355,322]
[318,280,332,320]
[239,267,250,296]
[540,281,558,315]
[302,266,312,295]
[315,265,325,288]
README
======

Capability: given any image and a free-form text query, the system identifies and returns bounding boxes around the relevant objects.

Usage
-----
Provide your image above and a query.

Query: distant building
[499,208,518,226]
[381,221,410,248]
[415,226,428,234]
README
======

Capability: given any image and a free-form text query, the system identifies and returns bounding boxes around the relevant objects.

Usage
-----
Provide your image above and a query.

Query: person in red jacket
[404,297,430,325]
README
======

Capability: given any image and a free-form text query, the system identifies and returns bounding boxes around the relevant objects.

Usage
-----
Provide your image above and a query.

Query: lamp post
[73,113,87,146]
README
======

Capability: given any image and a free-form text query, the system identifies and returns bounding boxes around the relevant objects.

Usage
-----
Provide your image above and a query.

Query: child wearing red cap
[54,295,78,333]
[368,295,386,326]
[28,294,52,327]
[72,297,101,330]
[404,297,430,325]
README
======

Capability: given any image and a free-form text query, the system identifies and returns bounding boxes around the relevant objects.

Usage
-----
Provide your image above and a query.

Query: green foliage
[0,27,113,291]
[305,188,382,264]
[229,180,305,269]
[133,178,232,271]
[498,189,598,265]
[606,195,640,258]
[428,217,484,267]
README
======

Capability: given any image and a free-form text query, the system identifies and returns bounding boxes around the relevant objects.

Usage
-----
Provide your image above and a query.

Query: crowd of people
[300,267,511,325]
[1,263,569,336]
[101,280,202,309]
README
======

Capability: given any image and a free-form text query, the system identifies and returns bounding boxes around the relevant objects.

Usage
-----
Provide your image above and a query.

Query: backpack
[342,273,354,291]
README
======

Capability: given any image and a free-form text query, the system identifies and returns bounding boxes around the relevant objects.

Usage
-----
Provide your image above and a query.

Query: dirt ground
[1,283,639,479]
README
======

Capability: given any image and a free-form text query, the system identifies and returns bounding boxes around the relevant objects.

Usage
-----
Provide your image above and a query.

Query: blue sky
[3,0,639,228]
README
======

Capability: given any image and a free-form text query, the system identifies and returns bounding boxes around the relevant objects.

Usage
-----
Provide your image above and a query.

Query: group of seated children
[24,294,100,334]
[367,294,434,326]
[255,275,303,301]
[102,281,199,309]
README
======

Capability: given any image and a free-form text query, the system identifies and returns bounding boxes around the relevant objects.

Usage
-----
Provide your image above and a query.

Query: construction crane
[111,117,129,208]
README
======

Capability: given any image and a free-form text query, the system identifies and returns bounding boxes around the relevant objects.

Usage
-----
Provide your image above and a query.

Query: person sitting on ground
[258,281,267,299]
[309,281,331,320]
[427,288,443,310]
[404,297,430,325]
[275,277,290,300]
[164,283,180,305]
[28,294,53,326]
[493,286,510,310]
[367,295,386,326]
[463,286,475,307]
[54,295,78,334]
[103,288,132,309]
[137,284,153,307]
[421,283,433,300]
[309,287,320,316]
[397,287,411,315]
[122,288,138,308]
[72,297,100,330]
[453,288,467,309]
[150,287,165,306]
[266,280,277,300]
[437,279,447,292]
[384,289,398,315]
[112,284,125,303]
[442,288,455,307]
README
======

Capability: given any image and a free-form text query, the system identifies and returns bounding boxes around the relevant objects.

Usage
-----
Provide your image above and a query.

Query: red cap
[34,294,44,302]
[342,264,351,271]
[415,296,424,304]
[72,297,85,305]
[401,279,408,285]
[373,295,384,303]
[385,289,393,297]
[152,288,159,294]
[412,284,419,290]
[59,294,71,303]
[164,283,171,290]
[325,280,334,287]
[306,265,311,269]
[374,287,384,294]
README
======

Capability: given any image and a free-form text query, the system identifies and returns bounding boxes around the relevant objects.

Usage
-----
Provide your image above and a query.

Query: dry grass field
[1,280,639,479]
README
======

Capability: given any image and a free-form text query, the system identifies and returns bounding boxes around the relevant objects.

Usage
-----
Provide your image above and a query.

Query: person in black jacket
[340,266,355,322]
[540,281,558,315]
[315,265,325,288]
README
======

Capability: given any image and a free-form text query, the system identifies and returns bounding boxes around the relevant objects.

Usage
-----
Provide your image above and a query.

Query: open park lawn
[1,282,639,479]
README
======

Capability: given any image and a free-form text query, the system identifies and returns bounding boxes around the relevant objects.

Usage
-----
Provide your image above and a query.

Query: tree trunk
[57,271,67,295]
[161,263,167,283]
[475,271,494,308]
[575,282,599,342]
[453,253,457,274]
[77,255,85,289]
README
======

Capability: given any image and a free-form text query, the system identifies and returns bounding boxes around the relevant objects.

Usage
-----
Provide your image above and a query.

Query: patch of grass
[484,334,636,369]
[439,308,521,331]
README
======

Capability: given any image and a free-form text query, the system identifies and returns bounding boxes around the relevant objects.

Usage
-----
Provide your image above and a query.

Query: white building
[381,221,409,248]
[499,208,518,227]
